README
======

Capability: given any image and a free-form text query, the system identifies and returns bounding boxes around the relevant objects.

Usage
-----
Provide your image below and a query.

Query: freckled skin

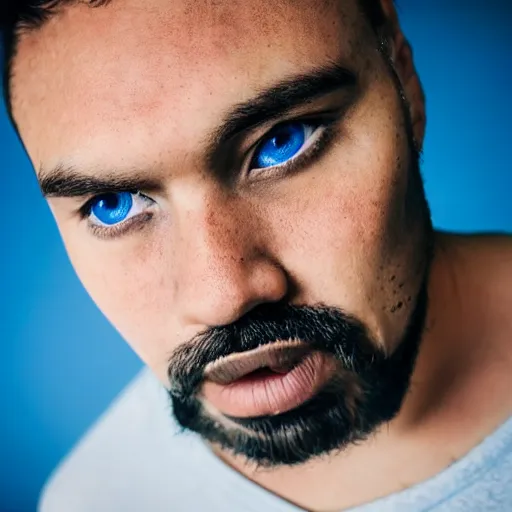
[10,0,512,510]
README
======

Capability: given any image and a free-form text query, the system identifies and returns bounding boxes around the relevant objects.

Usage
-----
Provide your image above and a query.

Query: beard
[167,284,430,467]
[167,227,434,468]
[166,54,435,467]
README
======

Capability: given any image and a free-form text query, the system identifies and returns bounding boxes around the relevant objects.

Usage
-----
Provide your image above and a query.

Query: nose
[174,191,288,328]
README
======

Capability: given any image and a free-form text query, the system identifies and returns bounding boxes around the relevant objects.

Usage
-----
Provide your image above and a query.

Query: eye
[88,191,143,226]
[88,191,134,225]
[251,121,320,170]
[81,191,155,238]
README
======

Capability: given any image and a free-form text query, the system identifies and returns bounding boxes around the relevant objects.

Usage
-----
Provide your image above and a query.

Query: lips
[201,340,336,418]
[203,340,311,385]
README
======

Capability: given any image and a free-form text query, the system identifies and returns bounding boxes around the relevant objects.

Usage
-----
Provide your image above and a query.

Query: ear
[379,0,426,150]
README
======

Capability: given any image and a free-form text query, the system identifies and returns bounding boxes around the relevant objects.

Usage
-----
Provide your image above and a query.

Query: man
[2,0,511,510]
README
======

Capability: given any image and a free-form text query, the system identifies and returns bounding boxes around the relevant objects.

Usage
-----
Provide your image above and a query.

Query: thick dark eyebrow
[205,62,357,170]
[39,165,162,198]
[39,62,356,198]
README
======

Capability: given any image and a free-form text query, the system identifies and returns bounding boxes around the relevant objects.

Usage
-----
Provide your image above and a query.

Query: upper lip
[203,340,311,385]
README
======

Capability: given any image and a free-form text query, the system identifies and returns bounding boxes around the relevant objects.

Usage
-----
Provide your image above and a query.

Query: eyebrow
[206,62,356,160]
[39,62,356,198]
[39,165,163,198]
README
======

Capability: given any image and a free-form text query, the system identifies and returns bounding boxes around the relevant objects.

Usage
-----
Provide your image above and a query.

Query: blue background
[1,1,511,511]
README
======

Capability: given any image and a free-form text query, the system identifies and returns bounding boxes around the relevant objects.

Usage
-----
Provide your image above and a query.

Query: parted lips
[203,340,311,385]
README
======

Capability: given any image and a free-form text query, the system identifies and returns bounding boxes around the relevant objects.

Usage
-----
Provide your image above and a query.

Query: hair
[0,0,387,124]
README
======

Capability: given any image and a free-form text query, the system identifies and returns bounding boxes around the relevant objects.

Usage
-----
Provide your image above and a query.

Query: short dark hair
[0,0,387,124]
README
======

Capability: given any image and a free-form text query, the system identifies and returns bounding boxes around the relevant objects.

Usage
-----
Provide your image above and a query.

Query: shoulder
[453,231,512,266]
[439,231,512,399]
[38,369,206,512]
[441,231,512,306]
[435,231,512,381]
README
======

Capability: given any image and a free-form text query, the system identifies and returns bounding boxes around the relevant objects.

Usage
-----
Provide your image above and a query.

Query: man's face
[12,0,432,465]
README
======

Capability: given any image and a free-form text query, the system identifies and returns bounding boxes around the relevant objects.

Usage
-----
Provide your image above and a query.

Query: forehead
[12,0,367,168]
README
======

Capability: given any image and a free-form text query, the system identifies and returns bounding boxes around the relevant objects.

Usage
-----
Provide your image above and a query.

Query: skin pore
[9,0,512,510]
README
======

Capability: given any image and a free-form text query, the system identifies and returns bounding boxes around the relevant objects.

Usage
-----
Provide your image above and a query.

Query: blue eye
[89,192,134,226]
[81,191,155,238]
[254,122,313,169]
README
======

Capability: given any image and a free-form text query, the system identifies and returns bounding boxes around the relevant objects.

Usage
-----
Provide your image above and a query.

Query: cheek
[274,133,406,265]
[61,229,176,377]
[260,98,422,342]
[271,165,404,292]
[271,175,417,345]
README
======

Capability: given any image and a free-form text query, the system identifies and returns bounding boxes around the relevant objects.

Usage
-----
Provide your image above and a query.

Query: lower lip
[200,351,335,418]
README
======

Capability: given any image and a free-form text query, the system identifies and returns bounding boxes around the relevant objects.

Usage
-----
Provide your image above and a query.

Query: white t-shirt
[39,369,512,512]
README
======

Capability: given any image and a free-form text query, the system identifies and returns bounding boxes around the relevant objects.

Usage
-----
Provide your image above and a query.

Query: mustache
[167,302,384,400]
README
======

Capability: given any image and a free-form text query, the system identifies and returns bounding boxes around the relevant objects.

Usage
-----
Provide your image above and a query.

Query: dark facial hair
[167,47,434,467]
[168,279,429,467]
